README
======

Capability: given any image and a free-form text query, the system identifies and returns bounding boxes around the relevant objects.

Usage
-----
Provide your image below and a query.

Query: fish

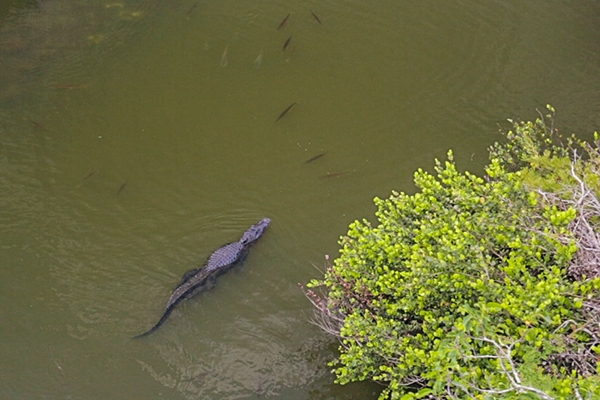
[116,180,128,196]
[254,49,264,69]
[51,84,89,89]
[320,171,350,179]
[89,113,108,122]
[29,119,48,130]
[277,13,291,30]
[276,102,297,121]
[220,45,228,67]
[303,151,328,164]
[77,169,97,187]
[282,36,292,51]
[310,11,321,24]
[187,1,199,15]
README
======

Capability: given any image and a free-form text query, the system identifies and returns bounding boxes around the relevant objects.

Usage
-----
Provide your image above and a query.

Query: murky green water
[2,0,600,399]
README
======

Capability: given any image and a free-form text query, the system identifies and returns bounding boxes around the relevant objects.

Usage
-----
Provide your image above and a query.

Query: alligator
[133,218,271,338]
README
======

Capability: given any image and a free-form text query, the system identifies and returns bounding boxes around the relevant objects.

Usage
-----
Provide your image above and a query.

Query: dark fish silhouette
[310,11,321,24]
[29,120,48,130]
[116,180,128,196]
[187,1,199,15]
[276,102,297,121]
[283,36,292,51]
[277,13,291,30]
[303,152,327,164]
[77,169,97,187]
[51,84,88,89]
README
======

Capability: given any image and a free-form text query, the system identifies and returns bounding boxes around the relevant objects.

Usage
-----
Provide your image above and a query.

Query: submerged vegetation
[305,107,600,399]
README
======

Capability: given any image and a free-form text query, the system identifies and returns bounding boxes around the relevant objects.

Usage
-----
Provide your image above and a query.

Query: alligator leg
[179,268,201,286]
[184,274,217,298]
[203,275,218,291]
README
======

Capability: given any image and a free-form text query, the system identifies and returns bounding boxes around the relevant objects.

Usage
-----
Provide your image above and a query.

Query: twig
[461,335,555,400]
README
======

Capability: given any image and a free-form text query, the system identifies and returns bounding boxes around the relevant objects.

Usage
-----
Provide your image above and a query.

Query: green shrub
[307,109,600,399]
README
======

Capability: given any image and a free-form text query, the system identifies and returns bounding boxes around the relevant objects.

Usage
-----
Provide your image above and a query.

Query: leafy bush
[306,108,600,399]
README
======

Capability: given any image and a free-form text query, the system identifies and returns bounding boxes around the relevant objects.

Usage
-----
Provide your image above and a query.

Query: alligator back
[204,241,244,273]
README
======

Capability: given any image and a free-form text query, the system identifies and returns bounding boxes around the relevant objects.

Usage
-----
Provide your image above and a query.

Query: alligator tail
[132,306,174,339]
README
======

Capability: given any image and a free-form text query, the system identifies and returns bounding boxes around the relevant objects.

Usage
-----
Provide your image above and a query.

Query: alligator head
[239,218,271,245]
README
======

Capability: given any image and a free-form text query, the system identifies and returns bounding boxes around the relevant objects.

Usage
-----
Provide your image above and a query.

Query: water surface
[2,0,600,399]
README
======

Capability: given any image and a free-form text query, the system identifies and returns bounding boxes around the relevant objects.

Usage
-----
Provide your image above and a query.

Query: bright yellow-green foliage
[491,106,600,198]
[309,109,600,399]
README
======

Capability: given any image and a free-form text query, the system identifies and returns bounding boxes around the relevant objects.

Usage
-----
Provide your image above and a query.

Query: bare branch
[457,335,555,400]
